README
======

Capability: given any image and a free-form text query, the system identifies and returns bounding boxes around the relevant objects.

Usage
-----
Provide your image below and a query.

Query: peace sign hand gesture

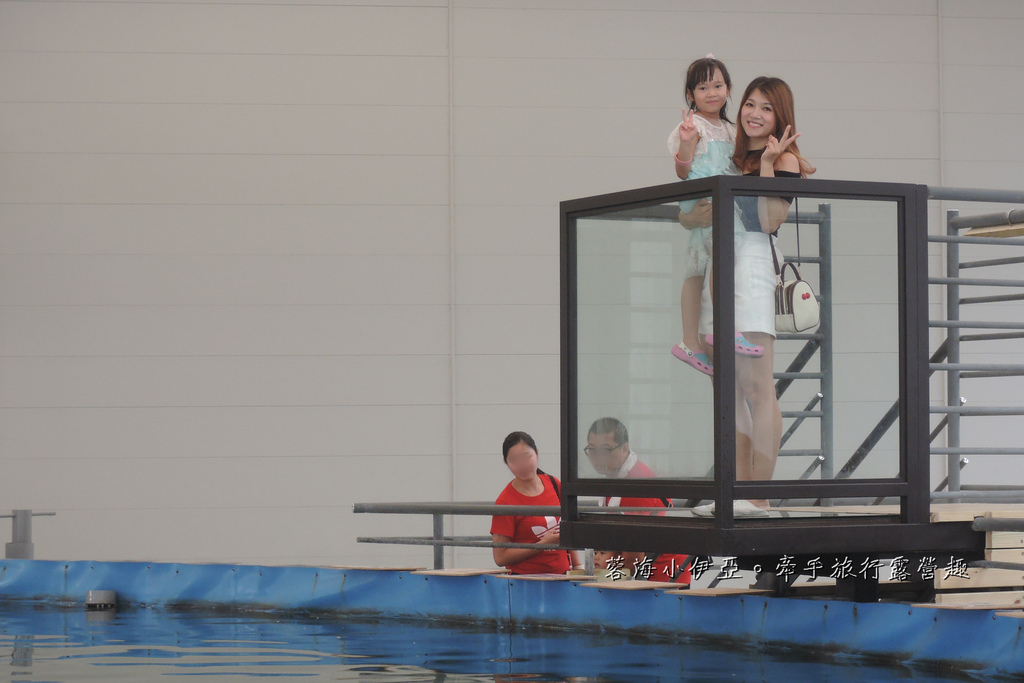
[761,124,800,166]
[677,109,698,145]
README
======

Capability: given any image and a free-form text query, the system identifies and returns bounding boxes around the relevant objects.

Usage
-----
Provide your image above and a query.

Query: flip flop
[704,334,764,358]
[671,344,713,376]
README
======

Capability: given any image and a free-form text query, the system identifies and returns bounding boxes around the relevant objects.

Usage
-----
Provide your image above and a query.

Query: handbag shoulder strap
[769,233,782,276]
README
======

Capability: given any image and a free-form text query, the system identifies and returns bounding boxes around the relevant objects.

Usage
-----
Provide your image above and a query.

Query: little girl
[668,55,763,375]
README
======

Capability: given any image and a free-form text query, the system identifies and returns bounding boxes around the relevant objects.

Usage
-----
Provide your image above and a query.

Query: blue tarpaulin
[1,559,1022,678]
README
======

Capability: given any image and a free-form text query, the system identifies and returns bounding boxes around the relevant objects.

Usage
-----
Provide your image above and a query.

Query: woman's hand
[761,125,800,173]
[678,198,713,229]
[537,526,561,545]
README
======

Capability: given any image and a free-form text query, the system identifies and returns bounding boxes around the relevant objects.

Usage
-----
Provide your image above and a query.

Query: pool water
[0,602,992,682]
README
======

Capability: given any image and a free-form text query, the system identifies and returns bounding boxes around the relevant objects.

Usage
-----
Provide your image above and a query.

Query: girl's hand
[677,109,697,144]
[761,124,800,167]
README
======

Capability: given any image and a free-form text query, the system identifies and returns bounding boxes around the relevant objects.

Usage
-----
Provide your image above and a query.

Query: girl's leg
[680,275,704,350]
[735,332,781,509]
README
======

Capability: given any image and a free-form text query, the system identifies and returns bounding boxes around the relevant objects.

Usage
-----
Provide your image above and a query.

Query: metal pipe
[358,536,571,551]
[930,234,1024,247]
[775,371,824,381]
[963,484,1024,491]
[354,503,682,515]
[932,491,1024,502]
[947,208,1024,231]
[818,207,834,481]
[778,449,824,457]
[931,320,1024,330]
[927,186,1024,203]
[961,331,1024,342]
[972,517,1024,532]
[930,363,1024,372]
[931,448,1024,455]
[931,406,1024,415]
[772,339,820,399]
[945,208,962,494]
[959,255,1024,269]
[960,293,1024,305]
[432,514,444,570]
[779,393,823,449]
[930,276,1024,288]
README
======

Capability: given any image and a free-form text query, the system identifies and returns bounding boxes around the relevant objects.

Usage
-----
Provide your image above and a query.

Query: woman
[694,77,814,517]
[490,431,583,574]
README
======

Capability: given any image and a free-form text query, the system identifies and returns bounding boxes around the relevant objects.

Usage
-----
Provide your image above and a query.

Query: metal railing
[3,510,55,559]
[354,501,668,570]
[830,186,1024,500]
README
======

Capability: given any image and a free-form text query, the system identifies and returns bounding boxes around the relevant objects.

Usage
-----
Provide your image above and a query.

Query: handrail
[948,209,1024,231]
[927,186,1024,203]
[3,509,55,560]
[354,501,688,570]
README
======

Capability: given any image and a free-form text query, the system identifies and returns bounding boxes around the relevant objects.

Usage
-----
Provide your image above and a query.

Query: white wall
[0,0,1021,567]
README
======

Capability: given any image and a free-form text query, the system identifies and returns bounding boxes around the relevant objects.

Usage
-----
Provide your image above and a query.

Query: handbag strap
[794,197,801,267]
[770,232,782,276]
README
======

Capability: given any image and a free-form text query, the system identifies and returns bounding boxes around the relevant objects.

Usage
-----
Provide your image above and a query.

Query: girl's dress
[666,115,737,279]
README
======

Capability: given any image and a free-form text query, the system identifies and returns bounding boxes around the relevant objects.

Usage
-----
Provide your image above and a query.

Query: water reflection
[0,601,988,682]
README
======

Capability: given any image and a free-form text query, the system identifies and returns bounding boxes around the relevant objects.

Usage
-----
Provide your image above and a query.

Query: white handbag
[770,203,819,334]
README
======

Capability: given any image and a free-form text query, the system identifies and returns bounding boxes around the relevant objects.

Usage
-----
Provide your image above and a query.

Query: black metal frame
[559,176,982,560]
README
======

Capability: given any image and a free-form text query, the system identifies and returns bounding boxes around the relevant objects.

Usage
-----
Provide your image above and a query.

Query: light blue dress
[667,115,736,278]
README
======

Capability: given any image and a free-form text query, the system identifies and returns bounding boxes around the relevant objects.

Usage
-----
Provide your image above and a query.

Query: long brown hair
[732,76,815,176]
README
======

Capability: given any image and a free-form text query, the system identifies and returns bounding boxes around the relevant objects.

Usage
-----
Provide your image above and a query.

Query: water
[0,601,989,682]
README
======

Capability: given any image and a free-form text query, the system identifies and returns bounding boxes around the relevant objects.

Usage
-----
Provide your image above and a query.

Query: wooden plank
[494,573,594,581]
[767,503,1024,523]
[987,509,1024,519]
[934,567,1024,590]
[581,579,679,590]
[996,611,1024,618]
[669,587,773,597]
[914,602,1011,611]
[329,565,426,571]
[986,548,1024,563]
[411,568,509,577]
[933,590,1024,607]
[988,531,1024,549]
[964,224,1024,238]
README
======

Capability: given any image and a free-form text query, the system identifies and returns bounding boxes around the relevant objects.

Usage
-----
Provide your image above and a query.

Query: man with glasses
[585,417,691,585]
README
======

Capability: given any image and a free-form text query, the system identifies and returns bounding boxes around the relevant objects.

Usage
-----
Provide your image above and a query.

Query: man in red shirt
[585,417,691,585]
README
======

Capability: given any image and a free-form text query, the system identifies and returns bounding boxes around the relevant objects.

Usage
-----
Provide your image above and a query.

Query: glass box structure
[559,176,983,567]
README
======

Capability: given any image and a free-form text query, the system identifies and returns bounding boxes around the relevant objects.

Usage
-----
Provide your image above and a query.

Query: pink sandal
[704,334,764,358]
[671,344,713,376]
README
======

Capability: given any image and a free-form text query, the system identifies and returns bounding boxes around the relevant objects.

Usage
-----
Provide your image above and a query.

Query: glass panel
[730,194,901,489]
[573,191,902,512]
[575,198,714,482]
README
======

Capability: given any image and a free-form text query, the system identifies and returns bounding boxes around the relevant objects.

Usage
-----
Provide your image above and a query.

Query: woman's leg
[736,331,781,509]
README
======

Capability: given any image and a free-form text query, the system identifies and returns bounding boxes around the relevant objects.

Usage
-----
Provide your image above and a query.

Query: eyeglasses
[583,444,621,458]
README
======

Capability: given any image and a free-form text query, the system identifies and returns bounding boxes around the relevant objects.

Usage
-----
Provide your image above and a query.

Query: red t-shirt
[602,459,691,585]
[490,475,571,575]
